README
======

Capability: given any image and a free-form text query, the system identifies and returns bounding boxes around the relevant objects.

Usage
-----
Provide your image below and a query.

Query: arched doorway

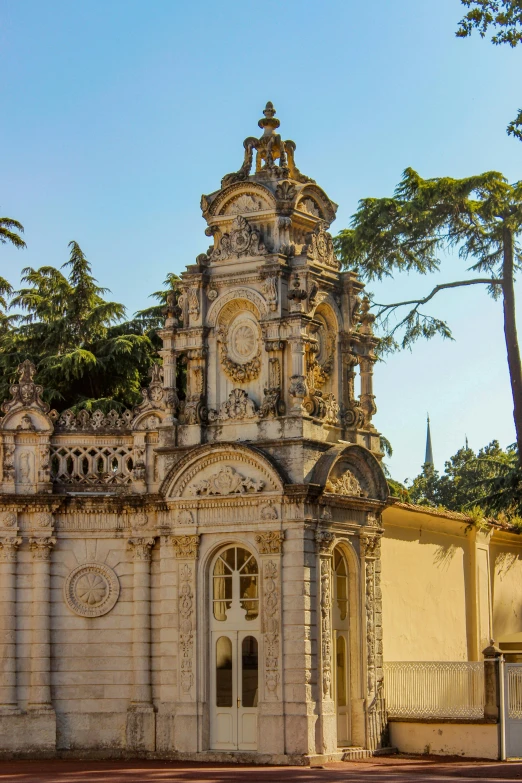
[210,545,260,751]
[332,546,350,746]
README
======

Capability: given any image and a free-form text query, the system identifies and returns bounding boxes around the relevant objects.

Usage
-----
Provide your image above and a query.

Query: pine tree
[334,168,522,464]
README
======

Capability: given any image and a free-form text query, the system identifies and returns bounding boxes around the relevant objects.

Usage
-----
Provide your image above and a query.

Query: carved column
[28,535,56,710]
[359,355,377,425]
[360,532,387,751]
[180,348,207,426]
[315,529,336,754]
[288,337,307,412]
[126,536,156,751]
[261,340,285,417]
[0,530,22,712]
[256,530,284,755]
[170,534,199,752]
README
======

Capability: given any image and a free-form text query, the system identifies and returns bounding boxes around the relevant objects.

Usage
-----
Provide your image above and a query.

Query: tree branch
[373,278,502,314]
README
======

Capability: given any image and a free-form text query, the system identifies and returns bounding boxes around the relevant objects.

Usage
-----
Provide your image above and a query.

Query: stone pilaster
[28,535,56,711]
[171,534,199,752]
[126,536,156,752]
[256,531,284,755]
[0,535,22,712]
[360,532,388,751]
[315,529,336,755]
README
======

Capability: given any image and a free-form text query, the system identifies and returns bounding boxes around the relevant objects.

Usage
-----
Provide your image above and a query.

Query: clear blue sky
[2,0,521,482]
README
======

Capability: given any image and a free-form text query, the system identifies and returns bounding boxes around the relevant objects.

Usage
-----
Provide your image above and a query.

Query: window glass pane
[236,547,251,571]
[241,636,258,708]
[240,555,258,575]
[221,548,236,571]
[337,635,347,707]
[213,576,232,620]
[214,557,232,576]
[216,636,233,707]
[240,575,258,620]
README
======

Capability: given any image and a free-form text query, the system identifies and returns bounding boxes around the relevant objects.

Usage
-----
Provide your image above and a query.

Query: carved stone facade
[0,104,389,762]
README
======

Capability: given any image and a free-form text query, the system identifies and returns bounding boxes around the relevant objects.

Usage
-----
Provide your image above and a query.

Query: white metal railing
[507,665,522,719]
[384,661,485,719]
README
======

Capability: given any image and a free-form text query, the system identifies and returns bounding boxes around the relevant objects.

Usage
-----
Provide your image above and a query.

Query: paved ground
[0,757,522,783]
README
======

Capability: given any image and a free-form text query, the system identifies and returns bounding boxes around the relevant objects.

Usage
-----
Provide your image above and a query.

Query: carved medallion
[0,511,17,528]
[189,465,264,496]
[64,562,120,618]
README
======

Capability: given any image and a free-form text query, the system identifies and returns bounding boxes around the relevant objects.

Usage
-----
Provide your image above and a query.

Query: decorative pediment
[0,361,56,432]
[161,443,285,500]
[305,224,339,270]
[310,444,388,503]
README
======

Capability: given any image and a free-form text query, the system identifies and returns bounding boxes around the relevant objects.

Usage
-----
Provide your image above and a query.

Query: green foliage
[0,243,179,411]
[334,167,518,352]
[0,216,26,250]
[456,0,522,140]
[406,441,522,520]
[387,478,412,502]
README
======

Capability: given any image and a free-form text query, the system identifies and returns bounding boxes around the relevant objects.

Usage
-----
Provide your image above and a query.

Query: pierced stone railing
[50,441,135,492]
[384,661,485,719]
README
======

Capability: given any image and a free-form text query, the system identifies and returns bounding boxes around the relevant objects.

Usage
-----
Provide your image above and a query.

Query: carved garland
[218,325,261,384]
[179,563,195,694]
[263,560,280,696]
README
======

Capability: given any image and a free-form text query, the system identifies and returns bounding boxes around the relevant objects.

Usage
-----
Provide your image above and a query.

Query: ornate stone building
[0,103,390,762]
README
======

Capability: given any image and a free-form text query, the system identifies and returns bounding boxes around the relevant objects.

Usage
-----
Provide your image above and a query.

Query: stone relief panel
[208,389,258,422]
[164,445,283,499]
[209,215,268,262]
[179,563,195,695]
[263,559,281,697]
[63,562,120,618]
[217,315,262,384]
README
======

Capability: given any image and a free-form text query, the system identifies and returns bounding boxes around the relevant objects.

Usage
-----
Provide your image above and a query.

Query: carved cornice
[170,534,200,559]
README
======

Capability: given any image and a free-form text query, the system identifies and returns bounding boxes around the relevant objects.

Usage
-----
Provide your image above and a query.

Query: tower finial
[258,101,280,132]
[424,413,434,467]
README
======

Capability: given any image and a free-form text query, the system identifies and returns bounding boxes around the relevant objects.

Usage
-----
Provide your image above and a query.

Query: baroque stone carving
[190,465,264,496]
[132,512,148,528]
[226,194,263,214]
[187,286,200,318]
[315,530,336,554]
[323,394,340,426]
[0,536,22,561]
[38,445,51,484]
[326,470,364,497]
[133,363,172,418]
[0,511,17,528]
[64,562,120,618]
[170,534,200,559]
[209,215,267,262]
[259,387,284,418]
[35,511,53,528]
[3,445,15,483]
[298,198,320,217]
[56,408,133,432]
[29,536,56,561]
[127,537,156,561]
[179,563,195,693]
[306,223,339,270]
[262,276,278,312]
[260,504,278,521]
[264,560,280,695]
[320,557,333,698]
[208,388,258,422]
[218,322,261,384]
[1,360,51,417]
[256,531,284,554]
[176,509,194,525]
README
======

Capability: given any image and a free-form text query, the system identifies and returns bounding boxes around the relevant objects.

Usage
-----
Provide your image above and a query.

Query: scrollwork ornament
[29,536,56,561]
[315,529,336,554]
[170,534,200,559]
[179,563,195,693]
[127,537,156,561]
[264,560,280,696]
[0,536,22,561]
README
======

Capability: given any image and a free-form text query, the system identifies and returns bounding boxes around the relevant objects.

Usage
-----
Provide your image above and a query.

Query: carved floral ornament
[256,531,284,554]
[208,388,258,423]
[64,562,120,618]
[0,511,17,528]
[189,465,264,497]
[170,534,200,559]
[208,215,268,262]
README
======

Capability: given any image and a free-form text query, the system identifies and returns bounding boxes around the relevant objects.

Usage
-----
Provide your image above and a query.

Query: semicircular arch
[311,444,388,502]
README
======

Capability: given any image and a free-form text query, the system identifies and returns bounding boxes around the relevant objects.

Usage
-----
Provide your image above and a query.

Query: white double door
[211,630,259,751]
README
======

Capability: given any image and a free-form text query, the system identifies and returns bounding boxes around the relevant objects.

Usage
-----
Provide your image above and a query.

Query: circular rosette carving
[219,315,261,383]
[64,562,120,618]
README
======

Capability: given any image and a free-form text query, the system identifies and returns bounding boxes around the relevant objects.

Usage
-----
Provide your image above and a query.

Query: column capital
[315,529,335,555]
[360,532,381,559]
[127,537,156,561]
[29,536,56,561]
[256,531,284,555]
[170,534,200,559]
[0,536,23,562]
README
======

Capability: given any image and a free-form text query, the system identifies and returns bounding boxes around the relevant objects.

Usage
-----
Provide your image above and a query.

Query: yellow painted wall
[389,721,498,759]
[381,507,470,661]
[491,535,522,641]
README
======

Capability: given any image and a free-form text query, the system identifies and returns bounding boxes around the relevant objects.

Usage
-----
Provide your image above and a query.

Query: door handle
[237,697,241,708]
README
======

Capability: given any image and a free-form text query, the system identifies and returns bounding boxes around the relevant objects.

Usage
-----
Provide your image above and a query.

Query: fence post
[482,640,502,722]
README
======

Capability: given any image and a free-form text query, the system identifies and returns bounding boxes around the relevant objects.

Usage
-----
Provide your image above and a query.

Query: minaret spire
[425,414,434,466]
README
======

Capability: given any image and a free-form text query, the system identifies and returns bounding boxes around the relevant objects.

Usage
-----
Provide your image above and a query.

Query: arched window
[332,546,350,746]
[333,547,348,621]
[213,546,259,622]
